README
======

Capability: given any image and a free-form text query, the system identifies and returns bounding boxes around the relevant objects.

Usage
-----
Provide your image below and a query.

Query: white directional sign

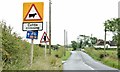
[22,23,43,31]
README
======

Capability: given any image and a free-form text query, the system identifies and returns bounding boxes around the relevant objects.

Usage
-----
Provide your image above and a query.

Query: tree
[79,40,83,48]
[104,18,120,69]
[79,35,97,48]
[112,35,118,43]
[90,37,97,45]
[71,41,77,50]
[104,18,119,41]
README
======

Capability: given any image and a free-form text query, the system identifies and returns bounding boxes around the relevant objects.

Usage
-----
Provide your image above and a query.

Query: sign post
[26,30,38,66]
[30,39,34,65]
[23,2,44,66]
[40,31,49,57]
[45,22,48,57]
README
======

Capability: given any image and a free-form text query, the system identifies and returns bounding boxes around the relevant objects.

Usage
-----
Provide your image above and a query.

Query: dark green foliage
[79,40,82,48]
[104,18,120,69]
[104,18,120,45]
[85,48,118,69]
[1,21,43,70]
[71,41,77,50]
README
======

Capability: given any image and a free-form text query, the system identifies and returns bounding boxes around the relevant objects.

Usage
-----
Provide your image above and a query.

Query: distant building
[96,39,117,46]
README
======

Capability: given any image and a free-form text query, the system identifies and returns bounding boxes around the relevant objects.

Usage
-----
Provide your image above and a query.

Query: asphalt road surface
[63,51,118,71]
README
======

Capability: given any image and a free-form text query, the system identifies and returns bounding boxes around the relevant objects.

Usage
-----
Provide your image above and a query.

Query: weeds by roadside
[85,47,118,69]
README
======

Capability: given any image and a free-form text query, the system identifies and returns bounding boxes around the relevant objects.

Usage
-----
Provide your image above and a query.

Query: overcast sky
[0,0,119,45]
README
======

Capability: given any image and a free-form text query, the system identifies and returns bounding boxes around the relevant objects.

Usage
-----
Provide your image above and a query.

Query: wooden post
[49,0,52,55]
[104,27,106,57]
[64,30,66,56]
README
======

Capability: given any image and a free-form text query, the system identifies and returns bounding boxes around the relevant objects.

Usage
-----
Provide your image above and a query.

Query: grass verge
[62,51,71,61]
[85,47,118,69]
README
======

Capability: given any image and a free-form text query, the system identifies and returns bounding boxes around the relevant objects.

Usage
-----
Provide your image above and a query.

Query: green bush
[1,21,62,70]
[1,21,44,70]
[53,47,64,58]
[85,47,118,69]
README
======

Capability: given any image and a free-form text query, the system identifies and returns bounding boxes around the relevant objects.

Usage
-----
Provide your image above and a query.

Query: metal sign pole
[45,42,47,57]
[30,39,34,66]
[45,22,48,57]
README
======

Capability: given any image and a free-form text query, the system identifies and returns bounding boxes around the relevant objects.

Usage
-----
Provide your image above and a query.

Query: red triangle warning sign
[40,32,49,43]
[24,4,42,21]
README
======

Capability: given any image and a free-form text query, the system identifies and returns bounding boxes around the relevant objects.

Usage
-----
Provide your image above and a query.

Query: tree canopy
[71,41,77,50]
[104,18,120,45]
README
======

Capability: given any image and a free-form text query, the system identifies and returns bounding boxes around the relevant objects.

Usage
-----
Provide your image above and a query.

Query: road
[63,51,118,71]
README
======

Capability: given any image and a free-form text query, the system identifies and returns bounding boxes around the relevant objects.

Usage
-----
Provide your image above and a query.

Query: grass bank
[52,47,72,61]
[85,47,118,69]
[62,48,72,61]
[62,51,71,61]
[1,21,62,70]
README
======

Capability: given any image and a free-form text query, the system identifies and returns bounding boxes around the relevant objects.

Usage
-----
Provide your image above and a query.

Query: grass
[51,47,71,61]
[3,47,63,70]
[0,61,2,71]
[1,21,63,70]
[21,47,64,70]
[22,55,62,70]
[62,51,71,61]
[62,48,72,61]
[85,47,118,69]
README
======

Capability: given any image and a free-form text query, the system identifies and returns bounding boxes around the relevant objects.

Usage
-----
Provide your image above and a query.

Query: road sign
[26,30,38,39]
[23,2,44,23]
[23,22,43,31]
[40,32,49,43]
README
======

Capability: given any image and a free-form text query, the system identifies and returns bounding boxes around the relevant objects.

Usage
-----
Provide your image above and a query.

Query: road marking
[83,62,94,70]
[77,51,94,70]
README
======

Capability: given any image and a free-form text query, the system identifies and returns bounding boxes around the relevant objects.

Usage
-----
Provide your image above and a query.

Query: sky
[0,0,119,45]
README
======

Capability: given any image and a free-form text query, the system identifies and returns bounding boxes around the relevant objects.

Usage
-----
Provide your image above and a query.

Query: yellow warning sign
[23,2,44,23]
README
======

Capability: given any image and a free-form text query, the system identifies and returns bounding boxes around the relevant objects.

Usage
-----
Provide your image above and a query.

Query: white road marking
[77,51,94,70]
[83,62,95,70]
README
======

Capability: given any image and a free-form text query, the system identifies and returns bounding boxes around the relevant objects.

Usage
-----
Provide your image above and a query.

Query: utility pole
[91,34,93,47]
[66,31,68,50]
[77,37,79,50]
[64,30,66,56]
[104,27,106,57]
[49,0,52,55]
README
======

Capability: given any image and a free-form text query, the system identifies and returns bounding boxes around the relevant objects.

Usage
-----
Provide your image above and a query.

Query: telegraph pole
[66,31,68,50]
[77,36,79,50]
[49,0,52,55]
[64,30,66,56]
[90,34,93,47]
[104,27,106,57]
